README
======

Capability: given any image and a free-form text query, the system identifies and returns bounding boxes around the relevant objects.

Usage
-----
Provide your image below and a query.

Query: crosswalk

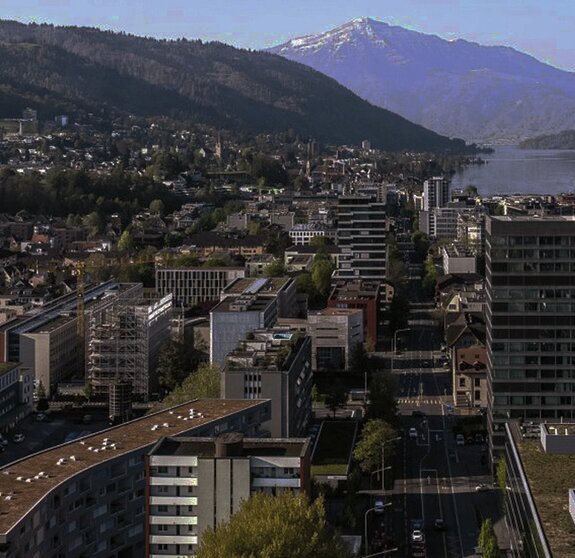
[397,398,443,405]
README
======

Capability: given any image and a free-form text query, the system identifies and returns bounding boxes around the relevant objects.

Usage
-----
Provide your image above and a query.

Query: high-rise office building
[336,195,388,282]
[423,176,450,212]
[486,216,575,453]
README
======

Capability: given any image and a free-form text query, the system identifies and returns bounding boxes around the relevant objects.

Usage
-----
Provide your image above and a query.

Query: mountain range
[0,20,468,152]
[269,17,575,143]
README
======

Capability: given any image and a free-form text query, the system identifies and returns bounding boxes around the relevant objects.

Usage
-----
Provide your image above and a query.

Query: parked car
[35,412,47,422]
[411,529,425,543]
[456,434,465,446]
[434,518,446,531]
[409,427,418,439]
[475,484,489,492]
[475,433,484,444]
[12,433,25,443]
[0,436,8,447]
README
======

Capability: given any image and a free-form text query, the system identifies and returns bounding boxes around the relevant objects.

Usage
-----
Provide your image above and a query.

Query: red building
[327,279,381,345]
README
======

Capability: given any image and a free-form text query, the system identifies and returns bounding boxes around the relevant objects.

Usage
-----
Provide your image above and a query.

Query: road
[390,301,501,558]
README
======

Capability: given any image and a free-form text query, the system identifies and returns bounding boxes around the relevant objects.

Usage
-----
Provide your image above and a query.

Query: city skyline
[2,0,575,71]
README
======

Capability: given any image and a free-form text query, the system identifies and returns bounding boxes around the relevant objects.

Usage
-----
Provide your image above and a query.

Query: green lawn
[312,420,357,477]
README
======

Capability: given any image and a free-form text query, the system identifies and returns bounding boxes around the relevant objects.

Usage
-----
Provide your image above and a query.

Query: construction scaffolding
[86,286,172,402]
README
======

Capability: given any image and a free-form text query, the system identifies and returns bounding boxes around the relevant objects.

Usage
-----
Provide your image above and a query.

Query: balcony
[150,496,197,506]
[149,515,198,525]
[251,477,300,489]
[150,535,198,545]
[150,477,198,486]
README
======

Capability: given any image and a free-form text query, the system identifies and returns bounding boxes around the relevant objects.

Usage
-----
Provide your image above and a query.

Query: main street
[389,301,501,557]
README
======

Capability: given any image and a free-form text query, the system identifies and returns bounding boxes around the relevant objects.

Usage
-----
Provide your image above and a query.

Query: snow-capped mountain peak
[268,18,575,142]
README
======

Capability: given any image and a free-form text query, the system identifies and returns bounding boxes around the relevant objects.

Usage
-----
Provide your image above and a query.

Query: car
[411,529,424,543]
[0,436,8,447]
[475,433,484,444]
[12,433,25,443]
[434,518,446,531]
[35,412,47,422]
[422,360,431,367]
[456,434,465,446]
[409,427,418,439]
[475,484,489,492]
[374,498,386,514]
[448,449,457,460]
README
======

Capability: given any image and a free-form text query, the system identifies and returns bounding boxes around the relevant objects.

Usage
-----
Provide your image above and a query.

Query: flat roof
[0,362,19,376]
[0,398,266,534]
[151,436,309,458]
[223,277,290,296]
[313,308,363,317]
[512,424,575,557]
[212,295,275,314]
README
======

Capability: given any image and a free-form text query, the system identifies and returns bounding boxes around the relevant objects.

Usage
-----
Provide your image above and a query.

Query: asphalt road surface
[390,301,501,558]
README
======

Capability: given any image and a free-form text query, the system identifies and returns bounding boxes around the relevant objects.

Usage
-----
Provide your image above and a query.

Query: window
[474,391,481,401]
[474,378,481,387]
[459,378,466,387]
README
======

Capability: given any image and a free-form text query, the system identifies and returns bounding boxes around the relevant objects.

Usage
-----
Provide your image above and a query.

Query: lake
[451,145,575,196]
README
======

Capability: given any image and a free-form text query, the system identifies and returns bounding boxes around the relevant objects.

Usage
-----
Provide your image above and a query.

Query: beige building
[20,315,80,395]
[308,308,364,371]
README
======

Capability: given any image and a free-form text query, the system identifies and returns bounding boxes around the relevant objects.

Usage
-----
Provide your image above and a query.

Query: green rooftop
[518,438,575,557]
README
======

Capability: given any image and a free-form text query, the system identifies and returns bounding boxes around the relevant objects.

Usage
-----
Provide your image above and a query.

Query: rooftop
[510,422,575,557]
[222,276,291,296]
[212,294,275,314]
[150,435,309,458]
[0,398,265,534]
[0,362,19,377]
[312,307,363,317]
[329,279,381,300]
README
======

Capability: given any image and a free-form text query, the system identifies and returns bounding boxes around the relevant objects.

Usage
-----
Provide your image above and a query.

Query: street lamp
[364,507,374,556]
[391,328,410,375]
[381,436,402,492]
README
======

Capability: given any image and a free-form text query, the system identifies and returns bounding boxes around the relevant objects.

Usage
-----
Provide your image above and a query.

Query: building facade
[146,433,310,557]
[87,288,172,400]
[0,399,270,558]
[486,216,575,452]
[308,308,364,371]
[336,195,388,282]
[155,267,245,308]
[222,329,312,437]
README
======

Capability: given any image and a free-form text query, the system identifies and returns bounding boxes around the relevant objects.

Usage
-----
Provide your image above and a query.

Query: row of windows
[493,355,575,365]
[490,235,575,247]
[493,341,575,352]
[494,395,572,406]
[493,302,575,313]
[491,248,575,259]
[492,288,575,300]
[491,262,575,273]
[494,369,575,380]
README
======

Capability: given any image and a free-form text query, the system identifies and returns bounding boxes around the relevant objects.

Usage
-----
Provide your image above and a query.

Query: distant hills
[269,17,575,143]
[520,130,575,150]
[0,20,469,152]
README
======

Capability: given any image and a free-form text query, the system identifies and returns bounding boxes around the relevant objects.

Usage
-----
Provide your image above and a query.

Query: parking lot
[0,411,109,467]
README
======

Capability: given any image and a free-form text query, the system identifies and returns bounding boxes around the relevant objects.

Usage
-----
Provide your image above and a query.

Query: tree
[117,229,134,252]
[348,342,371,374]
[156,339,189,391]
[422,255,438,296]
[83,383,94,402]
[311,256,334,302]
[36,380,46,399]
[324,381,347,418]
[197,492,348,558]
[263,258,286,277]
[152,362,222,412]
[149,198,165,216]
[367,374,398,424]
[411,230,430,262]
[478,518,499,558]
[353,419,399,474]
[464,184,478,197]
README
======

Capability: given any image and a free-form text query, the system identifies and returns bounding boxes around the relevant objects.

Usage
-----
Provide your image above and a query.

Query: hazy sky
[4,0,575,71]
